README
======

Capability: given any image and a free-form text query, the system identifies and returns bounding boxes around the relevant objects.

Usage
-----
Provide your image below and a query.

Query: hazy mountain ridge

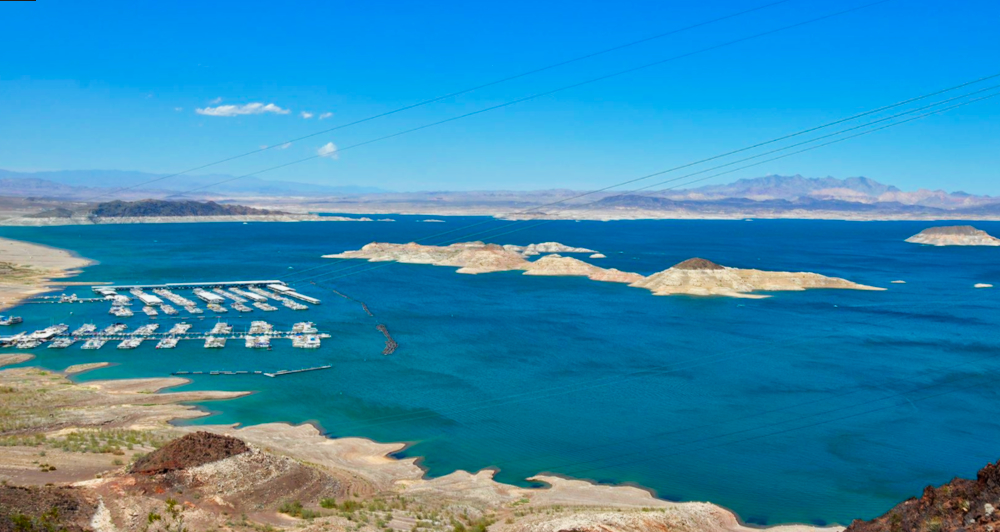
[0,169,388,197]
[2,170,999,220]
[654,174,995,209]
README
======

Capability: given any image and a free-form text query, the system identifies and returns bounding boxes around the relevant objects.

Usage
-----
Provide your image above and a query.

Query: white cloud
[209,97,223,104]
[279,142,292,149]
[301,111,314,119]
[317,142,339,159]
[174,107,183,112]
[319,112,333,120]
[195,102,290,117]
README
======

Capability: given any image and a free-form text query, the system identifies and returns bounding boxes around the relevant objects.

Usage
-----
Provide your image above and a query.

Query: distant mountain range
[1,170,998,219]
[0,169,389,198]
[651,174,996,210]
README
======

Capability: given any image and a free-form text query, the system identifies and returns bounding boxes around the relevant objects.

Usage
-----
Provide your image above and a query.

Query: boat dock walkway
[93,280,287,293]
[172,365,332,378]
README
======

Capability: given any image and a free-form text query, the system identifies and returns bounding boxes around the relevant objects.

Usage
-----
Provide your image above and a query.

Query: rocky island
[632,258,883,298]
[905,225,1000,246]
[325,242,882,298]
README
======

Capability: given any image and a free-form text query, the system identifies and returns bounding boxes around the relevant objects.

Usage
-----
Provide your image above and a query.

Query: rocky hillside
[131,431,249,475]
[846,460,1000,532]
[0,485,97,532]
[90,199,284,217]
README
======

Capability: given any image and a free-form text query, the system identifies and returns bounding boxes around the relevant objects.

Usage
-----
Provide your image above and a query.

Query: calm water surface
[2,217,999,526]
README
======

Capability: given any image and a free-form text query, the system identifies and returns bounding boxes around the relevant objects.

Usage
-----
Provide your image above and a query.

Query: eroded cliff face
[906,225,1000,246]
[846,460,1000,532]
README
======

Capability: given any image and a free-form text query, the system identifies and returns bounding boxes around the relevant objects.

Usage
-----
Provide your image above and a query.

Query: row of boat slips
[77,333,322,350]
[94,281,320,305]
[2,320,325,350]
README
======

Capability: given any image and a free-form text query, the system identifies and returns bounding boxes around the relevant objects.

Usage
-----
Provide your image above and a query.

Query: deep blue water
[2,217,999,526]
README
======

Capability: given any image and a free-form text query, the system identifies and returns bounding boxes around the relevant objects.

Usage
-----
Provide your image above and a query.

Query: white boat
[252,302,277,312]
[231,302,252,313]
[16,338,42,349]
[245,335,271,348]
[117,338,143,349]
[110,306,133,317]
[160,304,178,315]
[210,322,232,334]
[29,324,68,340]
[207,303,228,314]
[281,299,308,311]
[81,338,107,350]
[292,322,317,333]
[204,336,226,348]
[0,315,23,326]
[292,334,321,349]
[143,306,159,317]
[184,305,204,314]
[103,323,127,335]
[167,323,191,335]
[48,337,77,349]
[133,324,160,335]
[72,323,96,336]
[156,337,179,349]
[249,321,272,334]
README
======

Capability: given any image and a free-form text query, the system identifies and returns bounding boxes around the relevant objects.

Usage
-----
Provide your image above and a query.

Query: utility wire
[281,71,1000,282]
[297,87,1000,285]
[88,0,798,200]
[163,0,893,199]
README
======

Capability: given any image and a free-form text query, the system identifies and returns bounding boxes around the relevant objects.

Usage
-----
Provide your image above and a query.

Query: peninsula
[905,225,1000,246]
[325,242,882,298]
[0,236,93,311]
[0,359,841,532]
[1,199,372,226]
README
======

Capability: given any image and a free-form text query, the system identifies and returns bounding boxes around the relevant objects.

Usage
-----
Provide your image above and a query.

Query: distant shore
[0,236,94,312]
[0,213,375,226]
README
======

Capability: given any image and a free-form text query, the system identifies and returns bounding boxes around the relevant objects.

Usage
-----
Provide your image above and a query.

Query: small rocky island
[632,258,882,298]
[326,243,882,298]
[905,225,1000,246]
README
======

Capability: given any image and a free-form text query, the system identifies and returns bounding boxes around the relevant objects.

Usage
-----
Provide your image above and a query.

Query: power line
[88,0,798,201]
[282,71,1000,283]
[163,0,894,199]
[296,87,1000,285]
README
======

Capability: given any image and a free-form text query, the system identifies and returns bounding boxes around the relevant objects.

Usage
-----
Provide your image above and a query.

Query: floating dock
[171,365,331,378]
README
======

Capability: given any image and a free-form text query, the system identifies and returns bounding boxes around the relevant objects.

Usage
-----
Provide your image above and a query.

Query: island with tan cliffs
[324,241,883,298]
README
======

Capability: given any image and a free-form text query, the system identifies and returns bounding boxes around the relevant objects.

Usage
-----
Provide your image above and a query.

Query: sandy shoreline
[0,358,843,532]
[0,235,94,312]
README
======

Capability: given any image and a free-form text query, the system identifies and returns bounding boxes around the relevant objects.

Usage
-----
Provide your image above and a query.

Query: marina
[0,318,329,350]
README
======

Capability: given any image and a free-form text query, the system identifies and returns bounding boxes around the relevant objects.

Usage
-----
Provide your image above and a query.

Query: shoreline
[0,213,376,226]
[0,356,843,532]
[0,235,94,312]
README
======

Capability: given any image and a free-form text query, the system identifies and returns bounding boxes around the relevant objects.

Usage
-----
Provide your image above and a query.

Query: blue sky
[1,0,998,193]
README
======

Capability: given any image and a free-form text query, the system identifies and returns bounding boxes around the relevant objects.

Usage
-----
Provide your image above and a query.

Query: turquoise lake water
[1,217,999,526]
